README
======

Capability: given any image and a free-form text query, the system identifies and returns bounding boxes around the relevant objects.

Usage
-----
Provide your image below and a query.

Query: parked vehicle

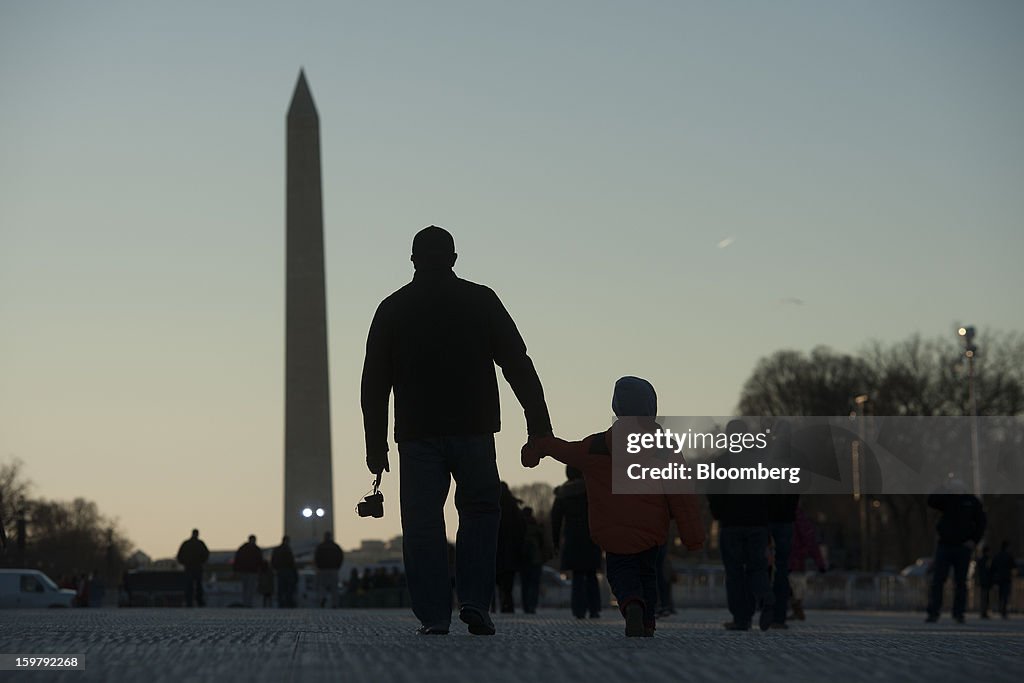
[899,557,933,578]
[0,569,76,608]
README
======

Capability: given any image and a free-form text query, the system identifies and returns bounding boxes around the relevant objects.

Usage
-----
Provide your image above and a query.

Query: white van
[0,569,77,608]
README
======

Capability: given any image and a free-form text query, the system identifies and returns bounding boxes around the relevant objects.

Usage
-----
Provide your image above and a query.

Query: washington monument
[284,70,333,543]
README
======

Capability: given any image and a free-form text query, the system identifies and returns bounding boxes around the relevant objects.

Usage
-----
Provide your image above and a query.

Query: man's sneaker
[624,603,645,637]
[459,606,496,636]
[415,626,449,635]
[759,606,774,631]
[723,621,751,631]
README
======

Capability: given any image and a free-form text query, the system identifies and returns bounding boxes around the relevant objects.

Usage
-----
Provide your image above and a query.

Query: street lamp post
[958,326,981,497]
[853,394,870,570]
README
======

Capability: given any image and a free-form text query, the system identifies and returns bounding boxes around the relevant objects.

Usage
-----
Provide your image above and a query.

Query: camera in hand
[356,474,385,518]
[357,491,384,518]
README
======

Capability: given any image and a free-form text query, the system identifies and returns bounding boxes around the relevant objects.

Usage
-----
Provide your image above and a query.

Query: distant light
[965,350,974,358]
[302,508,313,518]
[958,327,967,336]
[315,508,325,518]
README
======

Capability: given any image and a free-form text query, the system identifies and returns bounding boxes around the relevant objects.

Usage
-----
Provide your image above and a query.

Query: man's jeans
[399,435,500,630]
[927,543,970,619]
[719,526,773,627]
[183,568,204,607]
[606,546,660,626]
[769,522,793,624]
[571,570,601,618]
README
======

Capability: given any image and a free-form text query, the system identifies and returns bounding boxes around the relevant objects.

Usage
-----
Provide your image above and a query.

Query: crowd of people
[175,529,349,608]
[157,226,1020,637]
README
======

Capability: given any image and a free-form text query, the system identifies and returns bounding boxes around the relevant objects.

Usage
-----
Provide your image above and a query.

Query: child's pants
[605,546,660,628]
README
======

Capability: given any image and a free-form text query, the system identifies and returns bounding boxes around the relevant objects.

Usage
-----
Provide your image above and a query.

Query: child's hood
[612,376,657,417]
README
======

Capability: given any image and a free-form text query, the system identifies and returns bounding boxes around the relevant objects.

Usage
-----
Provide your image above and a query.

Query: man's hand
[367,449,390,475]
[521,441,543,468]
[521,433,553,468]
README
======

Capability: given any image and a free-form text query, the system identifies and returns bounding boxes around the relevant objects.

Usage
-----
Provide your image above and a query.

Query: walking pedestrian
[176,528,210,607]
[233,535,263,608]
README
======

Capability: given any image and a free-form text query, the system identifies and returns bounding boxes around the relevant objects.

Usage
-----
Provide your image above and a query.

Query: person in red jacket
[787,506,827,620]
[522,376,705,637]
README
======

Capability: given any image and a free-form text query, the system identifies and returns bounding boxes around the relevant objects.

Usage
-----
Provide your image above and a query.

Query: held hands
[366,449,390,476]
[521,441,543,468]
[521,433,552,468]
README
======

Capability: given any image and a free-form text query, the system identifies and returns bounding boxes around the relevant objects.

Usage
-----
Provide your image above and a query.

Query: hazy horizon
[2,1,1022,560]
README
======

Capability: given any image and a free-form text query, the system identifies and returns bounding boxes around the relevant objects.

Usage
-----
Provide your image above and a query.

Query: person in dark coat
[765,494,800,628]
[706,422,775,632]
[925,482,986,623]
[495,482,526,613]
[360,226,553,636]
[520,507,547,614]
[990,540,1016,619]
[233,535,263,608]
[314,531,344,608]
[271,536,298,608]
[551,466,603,618]
[176,528,210,607]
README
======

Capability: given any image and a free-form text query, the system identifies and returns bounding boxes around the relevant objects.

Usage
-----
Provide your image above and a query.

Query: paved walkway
[1,608,1021,682]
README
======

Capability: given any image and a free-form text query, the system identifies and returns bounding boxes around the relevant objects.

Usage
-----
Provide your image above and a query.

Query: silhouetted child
[522,376,705,636]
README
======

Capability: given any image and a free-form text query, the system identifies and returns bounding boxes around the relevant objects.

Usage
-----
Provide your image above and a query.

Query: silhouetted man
[314,531,344,608]
[706,420,775,632]
[176,529,210,607]
[233,535,263,608]
[271,536,298,608]
[925,481,986,623]
[361,226,552,636]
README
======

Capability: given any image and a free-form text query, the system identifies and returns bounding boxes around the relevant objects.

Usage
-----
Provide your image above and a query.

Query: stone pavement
[1,608,1021,683]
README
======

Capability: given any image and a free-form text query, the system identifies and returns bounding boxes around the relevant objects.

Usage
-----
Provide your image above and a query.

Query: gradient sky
[2,1,1022,560]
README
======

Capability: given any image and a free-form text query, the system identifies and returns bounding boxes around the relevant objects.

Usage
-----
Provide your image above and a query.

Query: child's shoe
[623,602,645,637]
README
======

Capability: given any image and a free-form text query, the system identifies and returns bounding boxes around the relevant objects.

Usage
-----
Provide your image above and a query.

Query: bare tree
[736,330,1024,569]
